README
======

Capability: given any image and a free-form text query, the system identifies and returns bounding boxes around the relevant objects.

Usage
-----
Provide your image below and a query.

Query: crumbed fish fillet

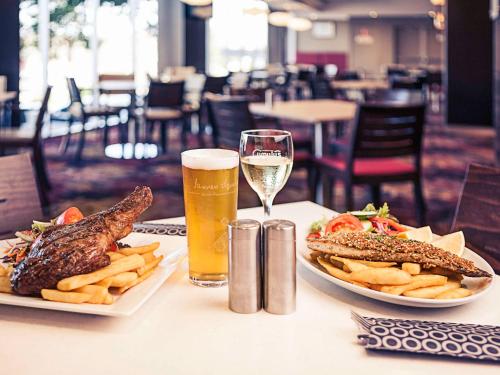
[307,232,491,278]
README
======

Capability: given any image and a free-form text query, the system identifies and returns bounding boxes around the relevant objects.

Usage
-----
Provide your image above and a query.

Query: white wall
[297,21,350,53]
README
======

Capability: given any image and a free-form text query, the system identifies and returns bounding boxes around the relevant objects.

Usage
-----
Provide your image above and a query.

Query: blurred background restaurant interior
[0,0,499,235]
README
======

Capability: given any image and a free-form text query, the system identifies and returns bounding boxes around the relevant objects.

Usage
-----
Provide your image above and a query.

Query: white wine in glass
[240,130,293,217]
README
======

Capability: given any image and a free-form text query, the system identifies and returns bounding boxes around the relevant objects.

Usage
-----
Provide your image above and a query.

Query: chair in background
[65,78,123,162]
[0,86,52,207]
[365,89,425,104]
[98,73,135,108]
[203,75,229,95]
[314,103,426,225]
[390,77,424,91]
[335,70,360,81]
[207,97,315,199]
[143,80,191,153]
[310,78,335,99]
[0,153,44,239]
[452,164,500,274]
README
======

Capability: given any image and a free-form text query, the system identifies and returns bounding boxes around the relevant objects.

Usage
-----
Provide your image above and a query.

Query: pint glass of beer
[181,149,239,287]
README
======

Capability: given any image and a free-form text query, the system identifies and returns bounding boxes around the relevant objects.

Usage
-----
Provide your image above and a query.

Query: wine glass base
[189,277,227,288]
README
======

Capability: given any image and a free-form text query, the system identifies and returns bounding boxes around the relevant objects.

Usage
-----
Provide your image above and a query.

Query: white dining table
[0,201,498,375]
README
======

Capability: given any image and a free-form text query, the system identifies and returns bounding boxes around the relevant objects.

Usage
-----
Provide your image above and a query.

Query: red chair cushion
[317,155,415,176]
[294,151,311,163]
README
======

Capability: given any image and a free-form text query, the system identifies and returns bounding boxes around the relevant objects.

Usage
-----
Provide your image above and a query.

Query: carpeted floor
[42,114,495,235]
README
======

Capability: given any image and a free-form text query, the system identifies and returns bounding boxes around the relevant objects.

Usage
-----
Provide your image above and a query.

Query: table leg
[313,121,326,204]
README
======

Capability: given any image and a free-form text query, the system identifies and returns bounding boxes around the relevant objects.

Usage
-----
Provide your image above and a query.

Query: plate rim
[0,238,186,316]
[298,230,495,308]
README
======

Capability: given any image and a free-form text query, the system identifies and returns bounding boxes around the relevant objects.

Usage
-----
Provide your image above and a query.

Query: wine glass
[240,129,294,217]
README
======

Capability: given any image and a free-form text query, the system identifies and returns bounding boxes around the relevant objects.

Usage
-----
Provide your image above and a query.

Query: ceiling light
[268,11,292,27]
[243,1,269,16]
[180,0,212,6]
[430,0,445,6]
[288,17,313,32]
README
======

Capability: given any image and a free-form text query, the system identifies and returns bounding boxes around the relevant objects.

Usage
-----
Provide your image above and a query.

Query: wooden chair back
[203,75,228,95]
[310,78,334,99]
[335,70,360,81]
[348,103,425,165]
[147,80,185,108]
[0,153,43,239]
[207,96,255,149]
[365,89,425,104]
[33,86,52,144]
[98,74,134,82]
[66,78,82,104]
[452,163,500,273]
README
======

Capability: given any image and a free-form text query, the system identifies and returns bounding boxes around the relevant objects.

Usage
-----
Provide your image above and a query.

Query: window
[19,0,158,109]
[208,0,268,75]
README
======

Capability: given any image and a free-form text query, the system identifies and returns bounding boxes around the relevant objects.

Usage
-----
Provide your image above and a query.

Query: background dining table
[0,201,497,375]
[250,99,357,157]
[331,79,390,91]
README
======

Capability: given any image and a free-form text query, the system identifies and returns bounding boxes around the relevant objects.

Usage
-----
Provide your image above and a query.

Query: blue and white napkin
[352,311,500,362]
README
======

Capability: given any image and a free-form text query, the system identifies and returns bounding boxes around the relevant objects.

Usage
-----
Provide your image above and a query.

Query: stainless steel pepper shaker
[263,220,296,315]
[228,219,262,314]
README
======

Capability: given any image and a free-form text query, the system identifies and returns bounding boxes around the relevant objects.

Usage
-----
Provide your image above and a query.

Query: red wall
[296,52,348,71]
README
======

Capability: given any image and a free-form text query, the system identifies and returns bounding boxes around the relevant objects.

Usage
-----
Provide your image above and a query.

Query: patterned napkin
[352,311,500,362]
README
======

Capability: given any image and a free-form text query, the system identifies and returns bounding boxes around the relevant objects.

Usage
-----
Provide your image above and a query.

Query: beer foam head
[181,149,239,170]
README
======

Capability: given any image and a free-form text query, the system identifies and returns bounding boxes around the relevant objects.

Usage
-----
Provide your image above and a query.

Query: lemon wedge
[431,231,465,257]
[398,226,433,243]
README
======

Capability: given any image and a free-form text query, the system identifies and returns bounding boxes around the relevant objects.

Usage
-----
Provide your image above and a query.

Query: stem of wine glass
[262,195,274,217]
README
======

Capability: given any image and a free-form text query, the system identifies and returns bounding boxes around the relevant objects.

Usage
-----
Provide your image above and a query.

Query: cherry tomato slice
[108,242,119,252]
[56,207,84,225]
[325,214,364,234]
[307,232,321,240]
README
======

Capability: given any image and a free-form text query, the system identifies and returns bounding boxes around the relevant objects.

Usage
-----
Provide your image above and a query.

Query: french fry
[141,251,156,264]
[117,267,156,294]
[119,242,160,256]
[402,263,421,275]
[403,281,461,299]
[435,288,472,299]
[0,276,12,293]
[317,257,352,283]
[57,254,145,291]
[74,285,108,304]
[378,275,447,295]
[354,260,397,268]
[137,255,164,276]
[41,289,92,304]
[103,293,114,305]
[331,256,369,272]
[109,272,138,287]
[107,252,125,262]
[95,278,113,288]
[350,268,412,285]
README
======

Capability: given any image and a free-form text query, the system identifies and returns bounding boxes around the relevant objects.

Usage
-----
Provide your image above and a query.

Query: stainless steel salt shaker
[263,220,296,315]
[228,219,262,313]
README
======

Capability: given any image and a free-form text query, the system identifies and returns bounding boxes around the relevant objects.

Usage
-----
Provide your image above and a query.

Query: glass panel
[19,0,43,107]
[48,0,93,108]
[208,0,268,75]
[134,0,158,94]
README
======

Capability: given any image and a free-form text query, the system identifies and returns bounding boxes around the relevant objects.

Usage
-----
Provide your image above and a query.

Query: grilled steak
[307,231,491,278]
[11,186,153,295]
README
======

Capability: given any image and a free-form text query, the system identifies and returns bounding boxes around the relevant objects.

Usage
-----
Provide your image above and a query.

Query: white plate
[298,233,495,308]
[0,232,186,316]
